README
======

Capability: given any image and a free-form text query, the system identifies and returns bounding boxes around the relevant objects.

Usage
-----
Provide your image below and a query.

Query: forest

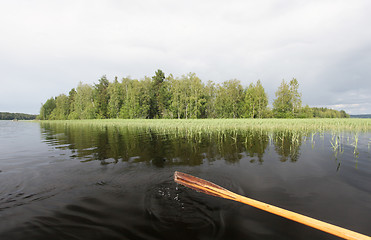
[39,70,349,120]
[0,112,37,120]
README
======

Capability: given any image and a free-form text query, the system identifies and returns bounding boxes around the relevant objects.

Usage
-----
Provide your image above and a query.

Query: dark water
[0,121,370,240]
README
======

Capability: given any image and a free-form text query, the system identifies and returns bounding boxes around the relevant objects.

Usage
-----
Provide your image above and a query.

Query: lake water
[0,121,370,240]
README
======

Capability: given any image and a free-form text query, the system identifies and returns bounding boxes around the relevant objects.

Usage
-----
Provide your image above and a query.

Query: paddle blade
[174,171,237,200]
[173,171,371,240]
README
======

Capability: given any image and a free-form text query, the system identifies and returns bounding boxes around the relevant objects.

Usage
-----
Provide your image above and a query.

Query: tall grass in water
[39,118,371,133]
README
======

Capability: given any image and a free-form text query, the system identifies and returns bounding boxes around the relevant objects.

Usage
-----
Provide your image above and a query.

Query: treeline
[350,114,371,119]
[39,70,349,120]
[0,112,37,120]
[312,107,349,118]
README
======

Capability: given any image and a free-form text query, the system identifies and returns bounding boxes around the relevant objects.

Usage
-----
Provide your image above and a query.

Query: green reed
[351,133,359,157]
[38,118,371,133]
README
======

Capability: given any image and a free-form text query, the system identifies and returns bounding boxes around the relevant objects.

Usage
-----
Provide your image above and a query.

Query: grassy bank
[39,118,371,132]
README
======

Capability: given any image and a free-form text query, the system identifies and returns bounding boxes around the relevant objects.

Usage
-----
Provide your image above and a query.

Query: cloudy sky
[1,0,370,115]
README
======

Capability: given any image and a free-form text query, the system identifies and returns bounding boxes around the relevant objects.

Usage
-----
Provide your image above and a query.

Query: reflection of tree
[40,123,272,166]
[214,131,243,164]
[273,131,302,162]
[243,130,269,163]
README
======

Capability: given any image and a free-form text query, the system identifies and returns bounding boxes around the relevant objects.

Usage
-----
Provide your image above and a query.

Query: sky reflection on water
[1,121,370,240]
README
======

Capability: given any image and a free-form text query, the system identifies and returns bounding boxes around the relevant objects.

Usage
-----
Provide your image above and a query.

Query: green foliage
[119,77,152,119]
[41,118,371,133]
[107,77,123,118]
[168,74,181,119]
[39,71,350,120]
[94,76,110,119]
[215,79,244,118]
[167,73,207,119]
[273,79,292,118]
[50,94,69,120]
[244,80,268,118]
[69,82,96,119]
[204,80,216,118]
[0,112,37,120]
[273,78,302,118]
[340,110,350,118]
[149,69,167,119]
[312,107,350,118]
[39,97,56,120]
[289,78,302,115]
[297,105,313,118]
[186,73,206,119]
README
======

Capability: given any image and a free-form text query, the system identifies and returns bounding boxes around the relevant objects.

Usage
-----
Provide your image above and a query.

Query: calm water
[0,121,370,240]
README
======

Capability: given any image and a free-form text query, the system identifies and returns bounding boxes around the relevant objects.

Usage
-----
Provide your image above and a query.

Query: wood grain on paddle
[174,171,370,240]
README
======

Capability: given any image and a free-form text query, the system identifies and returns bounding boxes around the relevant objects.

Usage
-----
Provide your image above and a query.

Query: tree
[204,80,216,118]
[120,77,132,119]
[1,112,37,120]
[244,80,268,118]
[70,82,96,119]
[93,76,110,118]
[169,75,182,119]
[43,72,350,120]
[178,73,206,119]
[297,105,313,118]
[311,107,349,118]
[289,78,302,116]
[149,69,166,119]
[273,78,302,118]
[137,77,152,118]
[340,110,350,118]
[39,97,56,120]
[119,77,152,119]
[68,88,77,112]
[107,77,124,118]
[215,79,244,118]
[255,80,269,118]
[189,73,206,118]
[273,80,291,118]
[50,94,70,119]
[244,83,256,118]
[124,79,142,118]
[179,75,192,119]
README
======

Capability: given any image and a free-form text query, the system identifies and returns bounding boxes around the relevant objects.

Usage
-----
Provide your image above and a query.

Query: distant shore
[0,112,37,120]
[350,114,371,119]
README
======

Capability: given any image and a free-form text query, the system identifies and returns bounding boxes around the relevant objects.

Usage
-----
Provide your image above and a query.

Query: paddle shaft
[232,193,370,240]
[174,171,371,240]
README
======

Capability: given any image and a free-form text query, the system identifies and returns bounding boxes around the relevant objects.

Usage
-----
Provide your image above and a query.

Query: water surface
[0,121,370,239]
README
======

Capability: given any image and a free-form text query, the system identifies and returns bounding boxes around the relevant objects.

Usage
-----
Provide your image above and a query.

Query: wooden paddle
[174,171,371,240]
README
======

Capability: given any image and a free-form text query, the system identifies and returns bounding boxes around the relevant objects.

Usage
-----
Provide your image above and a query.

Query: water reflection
[40,123,305,166]
[273,131,302,162]
[2,122,370,240]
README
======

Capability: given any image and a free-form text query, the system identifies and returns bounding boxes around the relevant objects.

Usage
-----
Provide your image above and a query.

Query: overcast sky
[1,0,370,115]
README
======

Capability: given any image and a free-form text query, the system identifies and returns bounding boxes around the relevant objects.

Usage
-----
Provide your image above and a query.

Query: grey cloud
[0,0,370,114]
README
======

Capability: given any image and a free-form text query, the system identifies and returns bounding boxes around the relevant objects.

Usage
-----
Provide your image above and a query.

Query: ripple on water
[0,187,56,211]
[144,180,226,239]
